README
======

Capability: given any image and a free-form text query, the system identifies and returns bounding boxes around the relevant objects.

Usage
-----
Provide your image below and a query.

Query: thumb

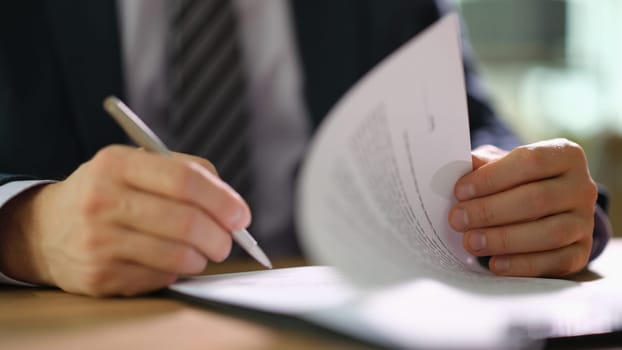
[471,153,488,171]
[471,144,509,170]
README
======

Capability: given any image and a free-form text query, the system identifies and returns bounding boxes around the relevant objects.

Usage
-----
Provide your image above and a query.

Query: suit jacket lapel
[43,0,126,156]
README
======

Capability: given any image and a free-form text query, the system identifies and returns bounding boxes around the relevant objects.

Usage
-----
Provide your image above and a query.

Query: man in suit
[0,0,609,296]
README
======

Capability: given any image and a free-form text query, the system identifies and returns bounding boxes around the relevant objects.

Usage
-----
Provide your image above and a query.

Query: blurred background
[452,0,621,236]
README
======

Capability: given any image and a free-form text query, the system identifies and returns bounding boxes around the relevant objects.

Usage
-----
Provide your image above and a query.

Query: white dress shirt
[0,0,310,284]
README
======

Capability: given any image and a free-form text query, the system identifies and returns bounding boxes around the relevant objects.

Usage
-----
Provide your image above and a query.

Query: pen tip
[255,249,273,269]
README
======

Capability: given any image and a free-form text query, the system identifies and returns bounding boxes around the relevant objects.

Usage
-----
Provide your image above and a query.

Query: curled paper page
[297,13,486,287]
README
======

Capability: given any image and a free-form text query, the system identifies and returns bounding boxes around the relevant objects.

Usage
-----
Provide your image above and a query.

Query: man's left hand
[449,138,598,277]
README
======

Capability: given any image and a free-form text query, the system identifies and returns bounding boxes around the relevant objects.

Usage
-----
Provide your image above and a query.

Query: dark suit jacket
[0,0,610,258]
[0,0,519,184]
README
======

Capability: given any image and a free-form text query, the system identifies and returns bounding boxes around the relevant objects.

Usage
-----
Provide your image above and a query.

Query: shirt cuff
[0,179,54,286]
[589,204,612,261]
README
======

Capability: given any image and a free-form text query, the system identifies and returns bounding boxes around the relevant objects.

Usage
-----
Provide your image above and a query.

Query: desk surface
[0,258,378,350]
[2,245,622,350]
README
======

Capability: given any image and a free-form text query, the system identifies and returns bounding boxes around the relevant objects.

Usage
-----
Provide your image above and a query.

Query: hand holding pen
[103,96,271,269]
[0,96,269,298]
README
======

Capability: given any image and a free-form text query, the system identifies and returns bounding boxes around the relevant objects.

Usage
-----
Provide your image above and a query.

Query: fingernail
[456,183,475,200]
[493,257,510,273]
[450,208,469,230]
[468,232,486,252]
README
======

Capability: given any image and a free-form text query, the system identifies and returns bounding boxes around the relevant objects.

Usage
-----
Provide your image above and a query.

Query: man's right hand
[0,145,251,297]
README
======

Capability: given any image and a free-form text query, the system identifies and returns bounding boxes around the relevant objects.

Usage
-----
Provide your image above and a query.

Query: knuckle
[574,239,592,271]
[169,164,196,198]
[205,161,217,175]
[497,228,510,253]
[477,201,495,226]
[546,220,570,248]
[169,247,201,272]
[558,139,589,169]
[176,208,202,243]
[78,188,109,219]
[584,179,599,206]
[516,146,543,173]
[91,146,125,173]
[76,173,115,220]
[559,138,582,156]
[116,195,136,223]
[553,255,578,276]
[481,171,496,194]
[77,227,109,255]
[579,215,595,241]
[193,158,217,175]
[571,253,589,275]
[552,244,589,277]
[547,223,569,248]
[582,235,593,258]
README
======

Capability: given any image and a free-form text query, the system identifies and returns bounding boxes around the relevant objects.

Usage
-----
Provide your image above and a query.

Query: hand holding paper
[451,140,598,277]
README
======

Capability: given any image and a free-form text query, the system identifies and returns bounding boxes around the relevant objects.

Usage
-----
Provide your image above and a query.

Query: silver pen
[103,95,272,269]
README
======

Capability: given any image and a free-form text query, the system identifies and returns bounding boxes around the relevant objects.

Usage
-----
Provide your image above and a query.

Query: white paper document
[170,14,622,349]
[172,252,622,349]
[296,12,484,288]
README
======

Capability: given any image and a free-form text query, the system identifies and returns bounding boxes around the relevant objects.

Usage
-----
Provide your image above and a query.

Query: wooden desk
[0,259,375,350]
[2,247,622,350]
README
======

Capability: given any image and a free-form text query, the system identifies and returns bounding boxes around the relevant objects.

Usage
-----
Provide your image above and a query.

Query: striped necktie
[169,0,251,197]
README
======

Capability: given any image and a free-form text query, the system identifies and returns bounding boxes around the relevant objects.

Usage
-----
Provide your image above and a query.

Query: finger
[138,148,218,175]
[471,144,508,170]
[450,176,577,230]
[472,154,487,170]
[110,187,232,262]
[109,227,208,275]
[456,139,585,201]
[82,261,178,297]
[96,146,250,231]
[172,152,218,175]
[463,212,591,256]
[488,239,592,277]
